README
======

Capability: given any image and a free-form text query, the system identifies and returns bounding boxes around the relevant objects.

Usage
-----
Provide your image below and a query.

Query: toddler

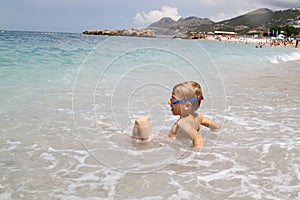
[133,81,220,147]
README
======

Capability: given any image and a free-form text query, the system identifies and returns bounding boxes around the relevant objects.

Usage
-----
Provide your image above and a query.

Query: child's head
[169,81,203,115]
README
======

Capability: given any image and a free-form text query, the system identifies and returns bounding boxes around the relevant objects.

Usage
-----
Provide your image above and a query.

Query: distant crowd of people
[269,38,299,48]
[209,35,300,49]
[255,38,299,48]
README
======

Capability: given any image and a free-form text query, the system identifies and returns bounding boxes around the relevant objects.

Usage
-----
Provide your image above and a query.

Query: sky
[1,0,299,33]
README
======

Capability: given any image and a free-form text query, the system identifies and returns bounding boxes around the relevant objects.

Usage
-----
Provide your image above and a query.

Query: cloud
[260,0,300,8]
[134,5,181,27]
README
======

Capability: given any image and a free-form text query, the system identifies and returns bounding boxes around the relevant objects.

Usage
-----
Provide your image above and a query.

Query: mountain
[148,8,300,34]
[149,17,176,29]
[149,16,214,33]
[216,8,274,32]
[216,8,300,34]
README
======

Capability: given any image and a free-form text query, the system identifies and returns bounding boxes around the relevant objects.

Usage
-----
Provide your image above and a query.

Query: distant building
[247,30,263,36]
[295,16,300,28]
[214,31,238,36]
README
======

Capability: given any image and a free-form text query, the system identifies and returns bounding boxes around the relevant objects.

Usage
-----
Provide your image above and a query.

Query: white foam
[40,152,56,162]
[266,51,300,64]
[196,165,248,182]
[6,140,21,150]
[39,152,57,169]
[0,191,12,199]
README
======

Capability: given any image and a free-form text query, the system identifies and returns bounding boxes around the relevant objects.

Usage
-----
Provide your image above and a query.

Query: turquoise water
[0,30,299,199]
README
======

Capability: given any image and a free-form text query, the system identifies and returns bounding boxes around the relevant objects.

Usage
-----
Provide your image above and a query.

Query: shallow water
[0,31,299,199]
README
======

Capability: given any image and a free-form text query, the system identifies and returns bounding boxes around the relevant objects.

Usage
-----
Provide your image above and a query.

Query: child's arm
[176,120,203,148]
[199,114,221,132]
[168,122,178,138]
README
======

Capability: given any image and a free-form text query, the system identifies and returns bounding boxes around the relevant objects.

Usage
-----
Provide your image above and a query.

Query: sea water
[0,30,299,199]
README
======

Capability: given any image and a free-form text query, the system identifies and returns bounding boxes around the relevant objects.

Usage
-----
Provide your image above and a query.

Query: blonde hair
[173,81,203,110]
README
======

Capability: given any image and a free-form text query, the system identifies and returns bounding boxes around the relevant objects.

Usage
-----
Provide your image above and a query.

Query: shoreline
[81,28,299,49]
[202,35,300,49]
[3,29,299,49]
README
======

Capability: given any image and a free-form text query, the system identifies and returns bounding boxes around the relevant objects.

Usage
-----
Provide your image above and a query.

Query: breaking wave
[266,51,300,64]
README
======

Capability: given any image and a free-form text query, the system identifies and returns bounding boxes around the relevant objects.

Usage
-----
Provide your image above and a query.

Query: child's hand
[167,122,178,139]
[168,132,176,139]
[193,134,204,148]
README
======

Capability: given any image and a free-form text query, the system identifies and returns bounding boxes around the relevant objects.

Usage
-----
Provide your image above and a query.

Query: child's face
[168,94,182,115]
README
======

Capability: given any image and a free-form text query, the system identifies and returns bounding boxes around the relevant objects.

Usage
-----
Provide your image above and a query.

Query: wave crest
[266,51,300,64]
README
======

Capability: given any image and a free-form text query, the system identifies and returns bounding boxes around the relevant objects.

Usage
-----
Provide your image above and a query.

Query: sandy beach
[204,35,300,49]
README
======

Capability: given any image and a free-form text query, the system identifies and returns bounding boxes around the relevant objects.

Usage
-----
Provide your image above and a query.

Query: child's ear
[184,102,193,111]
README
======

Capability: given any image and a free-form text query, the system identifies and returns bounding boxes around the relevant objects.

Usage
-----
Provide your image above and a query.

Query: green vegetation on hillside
[148,8,300,35]
[270,25,300,37]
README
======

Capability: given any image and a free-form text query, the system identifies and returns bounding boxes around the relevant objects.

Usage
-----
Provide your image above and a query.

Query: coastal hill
[82,7,300,37]
[148,8,300,34]
[149,16,214,33]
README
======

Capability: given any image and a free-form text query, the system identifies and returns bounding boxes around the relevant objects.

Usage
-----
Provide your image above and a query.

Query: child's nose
[168,97,173,105]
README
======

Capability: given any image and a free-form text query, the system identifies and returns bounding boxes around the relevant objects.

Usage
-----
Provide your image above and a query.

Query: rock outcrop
[82,29,156,37]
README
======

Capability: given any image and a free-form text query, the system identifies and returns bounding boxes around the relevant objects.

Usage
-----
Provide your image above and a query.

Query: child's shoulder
[196,113,203,122]
[197,113,208,123]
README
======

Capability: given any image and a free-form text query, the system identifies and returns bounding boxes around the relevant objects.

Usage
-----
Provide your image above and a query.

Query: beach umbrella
[276,34,285,40]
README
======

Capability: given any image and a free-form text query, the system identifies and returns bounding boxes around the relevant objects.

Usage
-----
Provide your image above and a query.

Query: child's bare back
[132,81,220,148]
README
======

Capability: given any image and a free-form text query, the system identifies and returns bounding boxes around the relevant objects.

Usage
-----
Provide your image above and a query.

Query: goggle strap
[173,96,203,104]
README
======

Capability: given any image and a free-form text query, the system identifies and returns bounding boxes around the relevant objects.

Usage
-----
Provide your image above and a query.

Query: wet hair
[173,81,203,110]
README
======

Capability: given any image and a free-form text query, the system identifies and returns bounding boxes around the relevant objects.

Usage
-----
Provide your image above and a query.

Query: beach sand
[204,35,299,48]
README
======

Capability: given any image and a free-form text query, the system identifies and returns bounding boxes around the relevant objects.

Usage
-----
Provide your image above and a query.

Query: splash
[266,51,300,64]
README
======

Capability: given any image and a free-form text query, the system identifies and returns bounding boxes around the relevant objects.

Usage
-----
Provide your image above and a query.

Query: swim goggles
[170,95,203,105]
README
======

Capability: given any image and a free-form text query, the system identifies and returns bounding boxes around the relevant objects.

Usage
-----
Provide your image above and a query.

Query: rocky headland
[82,28,156,37]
